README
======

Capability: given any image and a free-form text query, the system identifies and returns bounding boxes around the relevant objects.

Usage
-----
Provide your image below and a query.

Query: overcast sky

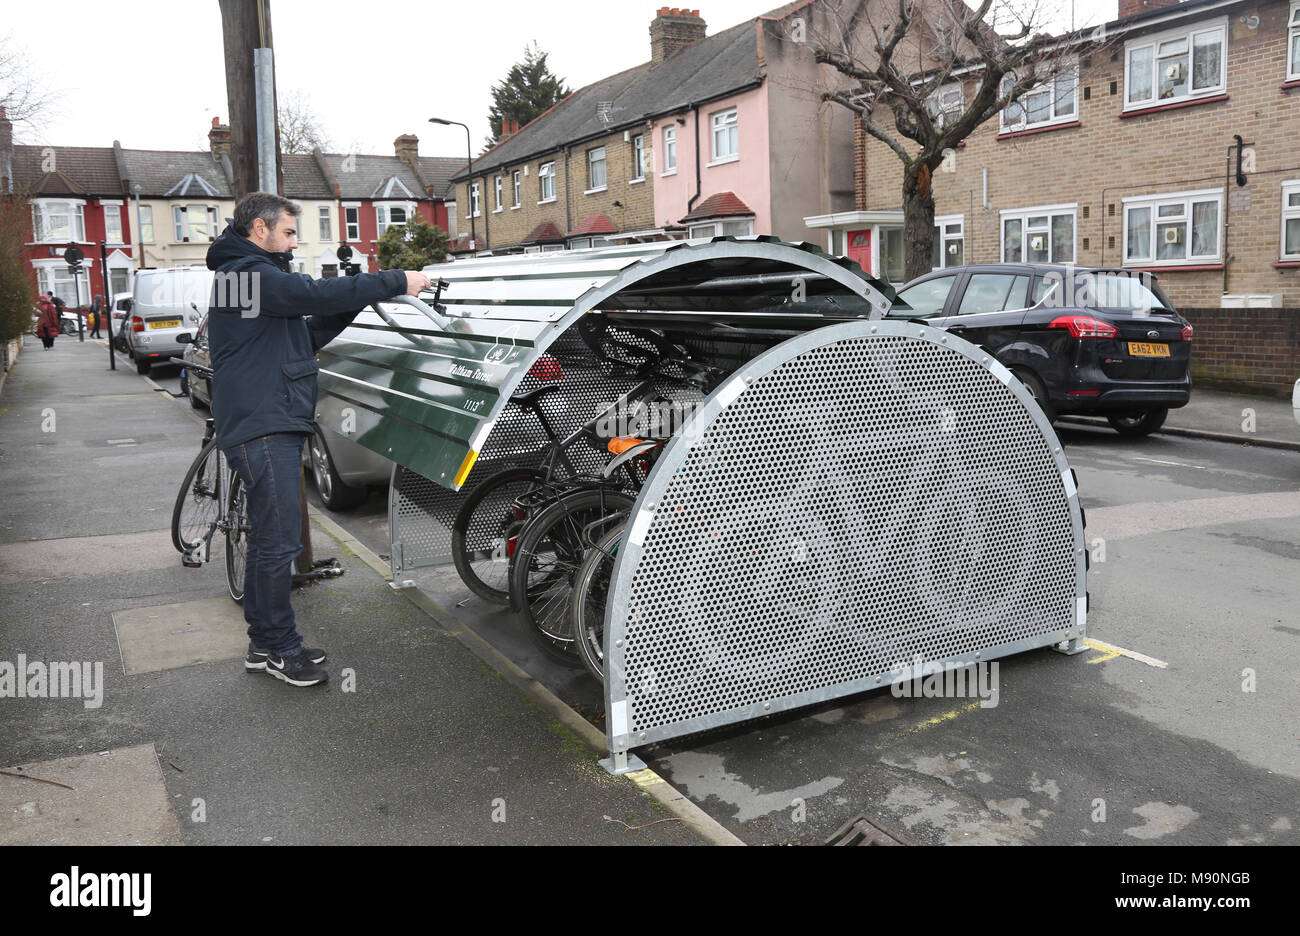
[6,0,1117,157]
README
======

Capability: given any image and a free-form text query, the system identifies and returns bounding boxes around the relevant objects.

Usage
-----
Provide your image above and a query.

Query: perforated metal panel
[604,321,1086,756]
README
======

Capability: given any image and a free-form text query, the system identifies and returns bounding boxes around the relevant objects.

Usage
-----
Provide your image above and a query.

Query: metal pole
[100,240,115,369]
[72,267,83,342]
[253,47,277,194]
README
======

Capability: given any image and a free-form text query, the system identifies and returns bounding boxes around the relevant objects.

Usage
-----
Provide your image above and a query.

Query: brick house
[449,3,884,254]
[833,0,1300,314]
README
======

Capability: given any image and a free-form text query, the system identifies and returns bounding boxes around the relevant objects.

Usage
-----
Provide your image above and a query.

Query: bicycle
[171,416,249,604]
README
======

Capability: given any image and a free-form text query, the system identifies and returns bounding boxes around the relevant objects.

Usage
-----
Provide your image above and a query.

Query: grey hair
[233,191,301,237]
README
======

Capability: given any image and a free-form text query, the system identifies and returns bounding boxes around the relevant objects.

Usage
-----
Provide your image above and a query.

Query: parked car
[110,294,133,352]
[178,314,212,410]
[59,308,81,335]
[124,268,211,375]
[1293,378,1299,428]
[890,263,1192,436]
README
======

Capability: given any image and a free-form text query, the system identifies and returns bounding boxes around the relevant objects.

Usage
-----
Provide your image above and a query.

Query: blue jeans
[223,433,308,656]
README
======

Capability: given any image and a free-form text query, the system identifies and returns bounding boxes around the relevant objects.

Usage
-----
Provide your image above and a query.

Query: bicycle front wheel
[225,472,249,604]
[570,518,627,683]
[172,437,222,555]
[452,467,548,604]
[511,488,635,665]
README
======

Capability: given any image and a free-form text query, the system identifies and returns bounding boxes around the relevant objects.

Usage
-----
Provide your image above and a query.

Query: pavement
[0,335,729,846]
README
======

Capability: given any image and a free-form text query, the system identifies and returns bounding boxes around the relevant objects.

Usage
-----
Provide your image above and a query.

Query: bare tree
[1,33,55,137]
[809,0,1105,279]
[277,90,332,155]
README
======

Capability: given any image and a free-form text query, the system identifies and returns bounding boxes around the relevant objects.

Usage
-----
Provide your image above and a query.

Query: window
[631,134,645,180]
[710,107,738,162]
[37,264,92,307]
[880,227,905,283]
[539,162,556,202]
[469,182,481,218]
[1002,206,1075,263]
[927,84,964,130]
[494,175,503,211]
[1125,21,1225,109]
[1282,181,1300,259]
[569,236,611,250]
[31,200,86,242]
[688,218,753,238]
[109,267,130,300]
[1000,66,1077,132]
[376,204,409,236]
[957,274,1030,315]
[102,203,123,243]
[318,206,332,241]
[1123,189,1222,265]
[662,126,677,174]
[932,216,964,269]
[512,171,521,208]
[138,205,154,243]
[587,147,606,191]
[344,205,360,241]
[1290,4,1300,81]
[173,205,217,242]
[892,275,955,318]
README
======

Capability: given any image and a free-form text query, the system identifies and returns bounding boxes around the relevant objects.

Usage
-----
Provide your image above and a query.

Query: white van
[126,268,212,374]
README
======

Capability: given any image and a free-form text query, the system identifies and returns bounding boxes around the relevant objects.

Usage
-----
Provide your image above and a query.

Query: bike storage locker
[315,237,1088,772]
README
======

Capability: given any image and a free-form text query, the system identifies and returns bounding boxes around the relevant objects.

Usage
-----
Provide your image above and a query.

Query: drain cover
[825,814,909,846]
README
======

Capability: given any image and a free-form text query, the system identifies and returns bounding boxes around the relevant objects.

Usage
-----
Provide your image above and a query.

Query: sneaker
[245,643,326,672]
[262,649,329,687]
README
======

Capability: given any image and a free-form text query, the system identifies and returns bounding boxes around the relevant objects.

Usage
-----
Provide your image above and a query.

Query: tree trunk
[902,165,938,283]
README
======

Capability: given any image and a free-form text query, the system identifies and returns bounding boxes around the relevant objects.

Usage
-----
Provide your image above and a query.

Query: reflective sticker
[714,377,745,409]
[1061,469,1077,499]
[989,360,1013,384]
[1076,595,1087,629]
[611,700,629,737]
[453,450,480,488]
[627,512,652,547]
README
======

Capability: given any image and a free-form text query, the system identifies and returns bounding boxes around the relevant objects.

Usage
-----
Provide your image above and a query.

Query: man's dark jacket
[205,224,407,449]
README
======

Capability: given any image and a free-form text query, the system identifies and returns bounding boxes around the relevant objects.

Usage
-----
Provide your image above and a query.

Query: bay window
[31,200,86,243]
[1002,206,1075,263]
[376,203,412,236]
[1123,189,1222,265]
[173,205,217,242]
[1125,21,1226,109]
[689,218,753,238]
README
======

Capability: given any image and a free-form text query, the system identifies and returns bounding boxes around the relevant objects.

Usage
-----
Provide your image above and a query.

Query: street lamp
[429,117,475,254]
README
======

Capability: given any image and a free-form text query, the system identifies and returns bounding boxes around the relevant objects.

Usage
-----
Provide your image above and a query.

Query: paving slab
[112,597,248,675]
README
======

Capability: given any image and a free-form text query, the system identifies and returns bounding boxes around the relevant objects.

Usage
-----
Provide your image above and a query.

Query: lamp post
[429,117,475,254]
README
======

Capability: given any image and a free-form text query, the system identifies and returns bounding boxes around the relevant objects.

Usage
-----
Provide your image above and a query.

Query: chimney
[500,119,523,141]
[208,116,231,162]
[650,8,706,65]
[0,106,12,195]
[1118,0,1182,19]
[394,134,420,167]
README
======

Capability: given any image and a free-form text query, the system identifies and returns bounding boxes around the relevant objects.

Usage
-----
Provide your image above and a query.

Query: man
[89,295,103,338]
[206,192,430,687]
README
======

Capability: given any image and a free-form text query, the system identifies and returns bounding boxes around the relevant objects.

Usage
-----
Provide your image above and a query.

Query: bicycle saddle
[509,384,560,409]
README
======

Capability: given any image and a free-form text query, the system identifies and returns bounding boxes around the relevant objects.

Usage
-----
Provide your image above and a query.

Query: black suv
[890,263,1192,436]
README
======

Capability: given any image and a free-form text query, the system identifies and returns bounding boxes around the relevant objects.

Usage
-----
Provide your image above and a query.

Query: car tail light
[528,355,563,381]
[131,316,145,333]
[1181,324,1193,342]
[1049,315,1118,339]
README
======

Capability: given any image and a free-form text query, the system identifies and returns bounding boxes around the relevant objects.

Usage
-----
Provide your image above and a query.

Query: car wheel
[179,372,189,396]
[188,375,205,409]
[136,358,150,376]
[1014,369,1056,423]
[308,429,365,510]
[1107,408,1167,437]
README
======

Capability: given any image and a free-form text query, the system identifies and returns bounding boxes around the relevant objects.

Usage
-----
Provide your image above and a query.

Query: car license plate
[149,319,181,329]
[1128,342,1169,358]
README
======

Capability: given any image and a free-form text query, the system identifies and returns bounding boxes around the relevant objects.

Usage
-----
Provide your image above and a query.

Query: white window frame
[927,83,965,131]
[343,203,360,241]
[468,182,481,218]
[1000,204,1077,264]
[101,200,124,244]
[1124,18,1227,111]
[31,198,87,243]
[688,218,754,239]
[376,201,416,237]
[631,134,646,182]
[586,146,607,193]
[494,175,503,212]
[932,215,965,270]
[512,170,521,208]
[662,125,677,175]
[1282,180,1300,260]
[173,204,217,242]
[999,65,1078,133]
[1289,3,1300,81]
[34,260,95,307]
[137,204,154,244]
[1122,188,1224,266]
[318,205,332,241]
[568,236,612,250]
[709,107,739,165]
[539,162,556,203]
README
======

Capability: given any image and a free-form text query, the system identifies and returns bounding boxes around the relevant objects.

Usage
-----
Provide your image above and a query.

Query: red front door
[847,229,871,271]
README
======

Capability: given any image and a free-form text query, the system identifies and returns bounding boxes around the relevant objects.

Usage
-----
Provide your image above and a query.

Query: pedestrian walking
[35,296,59,349]
[89,295,103,338]
[206,191,429,688]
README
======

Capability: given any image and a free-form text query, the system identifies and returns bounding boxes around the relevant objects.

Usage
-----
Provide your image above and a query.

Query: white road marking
[1131,455,1208,470]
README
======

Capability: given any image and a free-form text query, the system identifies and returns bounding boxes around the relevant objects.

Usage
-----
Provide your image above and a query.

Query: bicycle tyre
[172,437,222,554]
[452,466,548,604]
[225,472,248,604]
[510,488,635,666]
[570,518,627,683]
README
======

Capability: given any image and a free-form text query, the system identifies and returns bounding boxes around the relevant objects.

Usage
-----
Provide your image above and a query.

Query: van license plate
[150,320,181,329]
[1128,342,1169,357]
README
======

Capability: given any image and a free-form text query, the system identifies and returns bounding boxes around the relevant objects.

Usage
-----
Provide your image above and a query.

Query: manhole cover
[825,814,909,846]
